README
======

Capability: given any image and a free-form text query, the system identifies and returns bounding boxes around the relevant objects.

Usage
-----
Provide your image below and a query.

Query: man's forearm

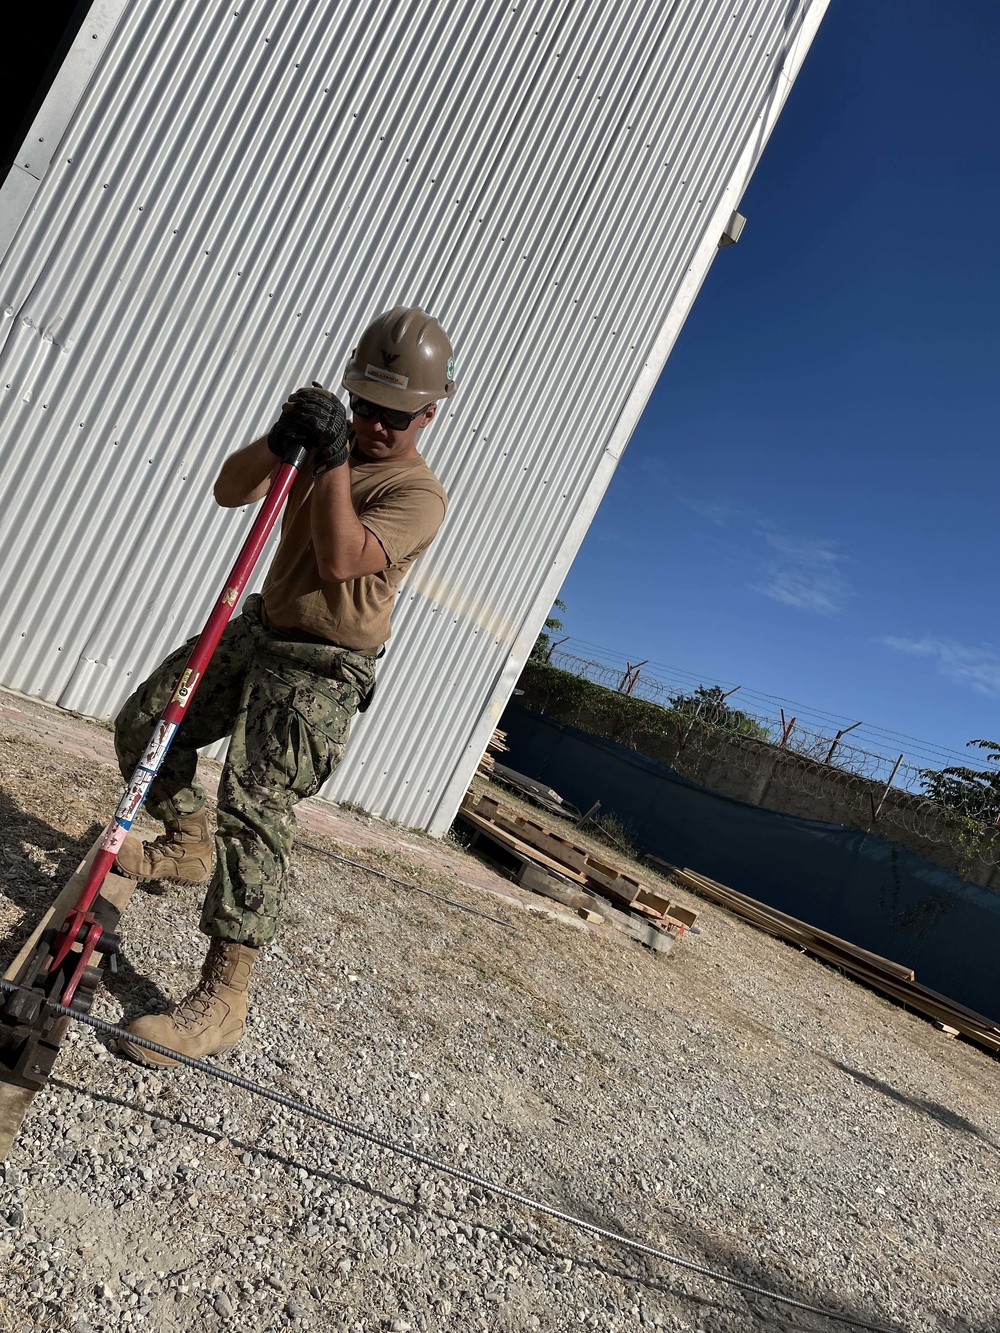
[214,437,280,508]
[311,467,387,581]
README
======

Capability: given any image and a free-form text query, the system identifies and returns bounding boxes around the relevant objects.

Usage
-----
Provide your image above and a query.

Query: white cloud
[681,500,854,614]
[683,497,744,528]
[880,636,1000,697]
[752,534,853,615]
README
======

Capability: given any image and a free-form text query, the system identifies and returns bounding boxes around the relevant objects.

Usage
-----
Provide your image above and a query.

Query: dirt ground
[1,687,998,1333]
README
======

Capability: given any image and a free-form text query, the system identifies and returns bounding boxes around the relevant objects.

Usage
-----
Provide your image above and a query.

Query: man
[113,306,455,1066]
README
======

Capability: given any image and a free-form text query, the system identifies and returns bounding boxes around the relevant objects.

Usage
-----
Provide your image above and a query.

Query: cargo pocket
[246,678,356,799]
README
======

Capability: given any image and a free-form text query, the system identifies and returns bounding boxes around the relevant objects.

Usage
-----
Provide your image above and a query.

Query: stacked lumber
[458,793,697,936]
[661,863,1000,1055]
[476,729,509,779]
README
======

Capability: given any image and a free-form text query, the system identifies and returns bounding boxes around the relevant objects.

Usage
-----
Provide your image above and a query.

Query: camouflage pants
[114,594,376,948]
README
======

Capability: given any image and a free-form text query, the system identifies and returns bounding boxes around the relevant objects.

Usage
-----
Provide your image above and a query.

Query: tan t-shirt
[261,451,447,654]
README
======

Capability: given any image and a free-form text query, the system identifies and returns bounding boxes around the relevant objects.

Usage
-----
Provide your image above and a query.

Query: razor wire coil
[536,650,1000,868]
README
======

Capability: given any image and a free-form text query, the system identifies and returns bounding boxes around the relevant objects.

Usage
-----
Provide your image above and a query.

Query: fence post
[779,709,796,746]
[618,660,648,694]
[873,754,904,820]
[824,720,862,765]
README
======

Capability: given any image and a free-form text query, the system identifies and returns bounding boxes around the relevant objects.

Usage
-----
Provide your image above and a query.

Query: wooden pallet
[0,838,137,1159]
[662,863,1000,1054]
[458,795,696,935]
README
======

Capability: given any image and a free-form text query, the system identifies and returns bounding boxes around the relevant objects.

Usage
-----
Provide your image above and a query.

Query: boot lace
[169,950,229,1031]
[144,834,187,866]
[169,984,217,1031]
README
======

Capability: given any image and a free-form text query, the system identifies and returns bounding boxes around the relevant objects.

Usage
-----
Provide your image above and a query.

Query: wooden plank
[496,815,589,873]
[518,863,598,910]
[664,904,698,929]
[633,886,674,917]
[459,809,591,884]
[576,907,604,924]
[672,869,916,983]
[462,795,675,915]
[465,795,608,876]
[1,837,137,1159]
[469,794,502,821]
[667,864,1000,1053]
[583,854,622,881]
[581,861,638,902]
[858,974,1000,1050]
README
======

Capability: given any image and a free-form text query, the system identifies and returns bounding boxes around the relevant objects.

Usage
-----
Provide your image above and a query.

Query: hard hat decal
[446,356,454,380]
[364,362,410,389]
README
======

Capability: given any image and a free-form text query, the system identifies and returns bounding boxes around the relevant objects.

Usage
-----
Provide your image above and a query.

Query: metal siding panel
[0,0,828,831]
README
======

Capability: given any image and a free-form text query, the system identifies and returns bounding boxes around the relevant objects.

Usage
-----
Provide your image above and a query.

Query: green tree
[668,684,771,742]
[920,739,1000,822]
[530,598,567,662]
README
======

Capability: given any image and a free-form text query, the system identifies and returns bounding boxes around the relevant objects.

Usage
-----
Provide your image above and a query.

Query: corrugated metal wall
[0,0,827,834]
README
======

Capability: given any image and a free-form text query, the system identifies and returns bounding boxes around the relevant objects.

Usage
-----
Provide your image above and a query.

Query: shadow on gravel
[829,1058,1000,1153]
[40,1073,964,1333]
[0,791,171,1015]
[99,946,173,1022]
[537,1185,911,1333]
[645,1208,996,1333]
[0,794,103,962]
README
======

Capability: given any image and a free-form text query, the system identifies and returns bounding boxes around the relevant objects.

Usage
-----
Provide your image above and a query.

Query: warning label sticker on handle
[113,770,154,827]
[140,720,178,771]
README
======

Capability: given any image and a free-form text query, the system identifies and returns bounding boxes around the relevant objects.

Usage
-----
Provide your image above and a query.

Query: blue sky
[555,0,1000,771]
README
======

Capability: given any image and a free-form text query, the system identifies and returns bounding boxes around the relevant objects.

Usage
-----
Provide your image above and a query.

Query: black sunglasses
[349,393,432,432]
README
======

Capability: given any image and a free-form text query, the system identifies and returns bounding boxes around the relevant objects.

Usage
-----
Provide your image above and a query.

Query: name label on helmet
[365,363,409,389]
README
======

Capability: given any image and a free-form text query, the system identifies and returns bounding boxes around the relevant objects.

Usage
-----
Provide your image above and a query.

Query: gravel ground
[0,690,998,1333]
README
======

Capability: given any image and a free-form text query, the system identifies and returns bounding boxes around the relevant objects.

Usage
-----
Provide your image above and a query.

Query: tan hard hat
[342,306,457,411]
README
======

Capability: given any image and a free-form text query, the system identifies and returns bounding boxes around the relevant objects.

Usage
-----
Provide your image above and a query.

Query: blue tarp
[500,704,1000,1022]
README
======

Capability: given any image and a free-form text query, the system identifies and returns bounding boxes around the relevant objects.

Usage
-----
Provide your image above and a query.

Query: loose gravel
[0,693,998,1333]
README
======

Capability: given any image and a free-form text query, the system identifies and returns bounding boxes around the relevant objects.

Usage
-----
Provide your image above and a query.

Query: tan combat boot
[115,808,213,886]
[118,939,258,1068]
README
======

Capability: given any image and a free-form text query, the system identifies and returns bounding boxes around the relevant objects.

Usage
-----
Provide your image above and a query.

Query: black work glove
[268,384,350,471]
[267,414,312,462]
